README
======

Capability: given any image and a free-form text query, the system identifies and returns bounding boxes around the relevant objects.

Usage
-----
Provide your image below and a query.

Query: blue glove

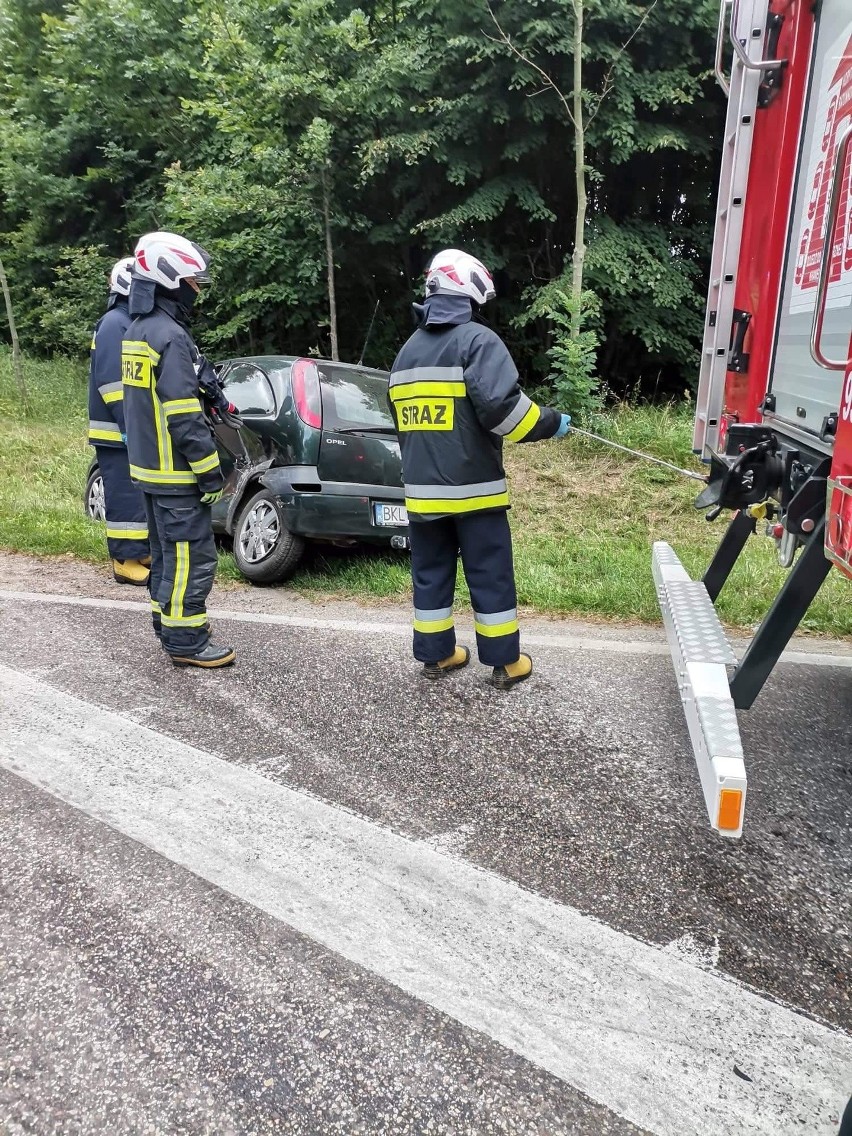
[120,433,127,444]
[555,414,572,438]
[200,489,224,505]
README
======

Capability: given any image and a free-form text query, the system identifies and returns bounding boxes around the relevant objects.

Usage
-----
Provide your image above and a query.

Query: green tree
[0,0,200,349]
[360,0,720,389]
[162,0,387,357]
[32,244,114,355]
[0,0,723,396]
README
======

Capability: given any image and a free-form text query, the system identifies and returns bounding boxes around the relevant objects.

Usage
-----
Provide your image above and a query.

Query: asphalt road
[0,558,850,1135]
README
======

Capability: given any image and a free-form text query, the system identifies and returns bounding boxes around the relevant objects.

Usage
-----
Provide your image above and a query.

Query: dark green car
[86,356,408,584]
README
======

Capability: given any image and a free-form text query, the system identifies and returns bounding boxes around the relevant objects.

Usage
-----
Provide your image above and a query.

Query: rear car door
[315,363,407,530]
[212,362,275,529]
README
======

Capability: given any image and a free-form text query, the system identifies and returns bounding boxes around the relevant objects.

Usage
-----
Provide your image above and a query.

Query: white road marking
[1,665,849,1136]
[1,589,851,667]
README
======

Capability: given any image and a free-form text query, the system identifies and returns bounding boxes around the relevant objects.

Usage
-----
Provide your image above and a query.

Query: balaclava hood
[107,291,129,312]
[175,278,200,321]
[128,273,157,318]
[412,293,473,329]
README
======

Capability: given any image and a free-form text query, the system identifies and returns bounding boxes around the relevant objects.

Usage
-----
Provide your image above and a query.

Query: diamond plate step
[659,580,737,666]
[652,542,747,838]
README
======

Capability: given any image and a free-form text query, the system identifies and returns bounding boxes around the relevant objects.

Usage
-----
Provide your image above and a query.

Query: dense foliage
[0,0,723,404]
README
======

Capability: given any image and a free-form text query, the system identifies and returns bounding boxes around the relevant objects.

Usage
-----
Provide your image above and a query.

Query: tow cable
[570,425,708,483]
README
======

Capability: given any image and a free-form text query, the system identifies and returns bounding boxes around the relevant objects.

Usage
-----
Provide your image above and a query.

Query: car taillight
[291,358,322,429]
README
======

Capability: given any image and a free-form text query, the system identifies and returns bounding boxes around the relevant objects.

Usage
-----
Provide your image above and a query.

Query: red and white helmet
[109,256,134,296]
[425,248,496,304]
[133,231,211,290]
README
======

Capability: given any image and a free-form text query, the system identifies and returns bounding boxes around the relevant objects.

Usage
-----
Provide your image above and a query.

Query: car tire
[84,466,106,522]
[233,489,304,584]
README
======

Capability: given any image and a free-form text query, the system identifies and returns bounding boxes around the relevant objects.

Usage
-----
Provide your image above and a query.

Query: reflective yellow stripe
[405,491,510,515]
[89,428,124,442]
[474,618,519,638]
[151,599,162,614]
[123,340,161,363]
[129,464,196,485]
[102,389,124,404]
[152,392,173,472]
[106,527,149,540]
[170,541,190,621]
[90,336,97,350]
[412,616,455,634]
[389,381,466,402]
[189,452,220,475]
[163,398,203,417]
[505,403,541,443]
[175,542,189,621]
[161,611,207,628]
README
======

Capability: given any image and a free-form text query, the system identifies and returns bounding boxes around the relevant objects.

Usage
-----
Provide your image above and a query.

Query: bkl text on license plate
[374,502,409,527]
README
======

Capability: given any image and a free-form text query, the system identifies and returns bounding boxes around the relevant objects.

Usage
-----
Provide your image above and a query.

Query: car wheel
[85,467,106,521]
[233,489,304,584]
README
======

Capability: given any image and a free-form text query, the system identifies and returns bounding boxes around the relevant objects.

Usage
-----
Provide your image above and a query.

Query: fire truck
[653,0,852,838]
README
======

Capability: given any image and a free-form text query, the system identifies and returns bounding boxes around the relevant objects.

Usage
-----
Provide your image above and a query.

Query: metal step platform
[652,542,747,838]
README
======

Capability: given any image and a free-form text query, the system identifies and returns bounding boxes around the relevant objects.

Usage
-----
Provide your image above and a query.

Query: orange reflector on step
[717,789,744,832]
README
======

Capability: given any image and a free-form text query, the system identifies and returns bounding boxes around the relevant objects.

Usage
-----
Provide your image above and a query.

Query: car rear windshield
[317,364,395,433]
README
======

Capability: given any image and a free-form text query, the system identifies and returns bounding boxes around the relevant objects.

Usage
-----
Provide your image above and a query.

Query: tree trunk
[571,0,587,341]
[0,253,30,414]
[322,171,339,362]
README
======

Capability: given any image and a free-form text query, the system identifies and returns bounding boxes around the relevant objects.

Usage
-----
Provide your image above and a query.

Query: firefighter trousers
[143,492,218,657]
[409,510,520,668]
[95,445,149,562]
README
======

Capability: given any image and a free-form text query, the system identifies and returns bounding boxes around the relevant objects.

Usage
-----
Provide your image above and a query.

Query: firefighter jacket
[121,295,224,496]
[88,296,131,447]
[390,295,560,519]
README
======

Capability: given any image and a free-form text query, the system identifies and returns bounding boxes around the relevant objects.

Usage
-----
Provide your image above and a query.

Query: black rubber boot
[423,645,470,679]
[171,643,236,669]
[490,652,533,690]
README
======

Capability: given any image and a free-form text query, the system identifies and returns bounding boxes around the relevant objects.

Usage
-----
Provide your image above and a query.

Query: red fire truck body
[654,0,852,838]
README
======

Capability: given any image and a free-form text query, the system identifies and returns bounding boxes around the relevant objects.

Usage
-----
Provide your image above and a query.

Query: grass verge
[1,350,849,637]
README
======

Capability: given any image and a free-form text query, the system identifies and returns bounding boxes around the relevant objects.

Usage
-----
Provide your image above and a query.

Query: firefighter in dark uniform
[88,257,150,585]
[390,248,571,689]
[122,230,234,669]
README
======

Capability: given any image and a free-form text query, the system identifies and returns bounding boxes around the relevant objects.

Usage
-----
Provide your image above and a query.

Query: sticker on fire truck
[789,26,852,316]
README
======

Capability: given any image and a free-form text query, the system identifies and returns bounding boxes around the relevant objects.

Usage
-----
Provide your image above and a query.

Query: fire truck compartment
[767,0,852,448]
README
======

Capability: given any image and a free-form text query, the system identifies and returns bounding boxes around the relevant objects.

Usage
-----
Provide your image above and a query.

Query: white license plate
[374,502,408,527]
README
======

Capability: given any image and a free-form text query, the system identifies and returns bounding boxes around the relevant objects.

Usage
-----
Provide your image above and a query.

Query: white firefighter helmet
[425,248,496,304]
[109,256,134,296]
[133,231,211,290]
